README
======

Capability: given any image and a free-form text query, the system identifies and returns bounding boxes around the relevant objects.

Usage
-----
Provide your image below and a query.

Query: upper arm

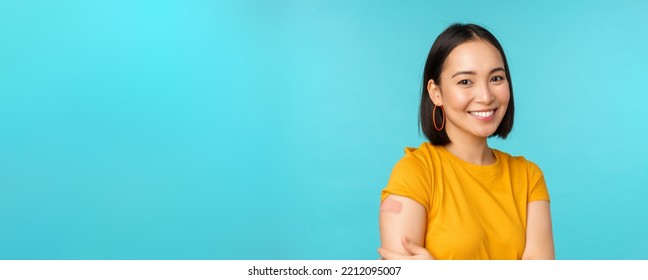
[379,194,427,256]
[522,200,555,260]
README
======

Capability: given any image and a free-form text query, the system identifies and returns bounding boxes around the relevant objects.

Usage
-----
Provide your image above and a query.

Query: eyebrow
[451,67,506,78]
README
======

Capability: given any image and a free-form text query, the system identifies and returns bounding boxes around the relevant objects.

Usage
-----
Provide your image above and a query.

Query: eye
[490,76,505,82]
[458,79,472,85]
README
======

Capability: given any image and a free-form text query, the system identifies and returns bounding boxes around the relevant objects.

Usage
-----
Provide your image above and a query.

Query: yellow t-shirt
[381,142,550,260]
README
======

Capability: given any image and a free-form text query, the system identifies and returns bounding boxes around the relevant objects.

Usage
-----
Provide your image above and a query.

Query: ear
[427,79,442,106]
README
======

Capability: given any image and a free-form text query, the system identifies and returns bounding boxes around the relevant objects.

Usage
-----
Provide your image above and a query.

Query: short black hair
[419,23,515,145]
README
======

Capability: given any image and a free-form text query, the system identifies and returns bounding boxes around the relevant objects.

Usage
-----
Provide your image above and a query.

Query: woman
[378,23,555,260]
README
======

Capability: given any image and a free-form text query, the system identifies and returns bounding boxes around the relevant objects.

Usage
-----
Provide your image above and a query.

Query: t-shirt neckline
[433,143,502,175]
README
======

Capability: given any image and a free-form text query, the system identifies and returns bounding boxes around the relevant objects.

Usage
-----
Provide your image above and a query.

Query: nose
[475,82,495,104]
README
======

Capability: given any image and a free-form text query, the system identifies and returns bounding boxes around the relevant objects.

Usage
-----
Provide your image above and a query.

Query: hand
[377,236,435,260]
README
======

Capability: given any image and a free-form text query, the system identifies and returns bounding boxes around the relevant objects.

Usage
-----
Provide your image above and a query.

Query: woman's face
[429,39,510,141]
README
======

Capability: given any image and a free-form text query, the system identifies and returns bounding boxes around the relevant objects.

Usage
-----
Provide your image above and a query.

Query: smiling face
[428,39,510,142]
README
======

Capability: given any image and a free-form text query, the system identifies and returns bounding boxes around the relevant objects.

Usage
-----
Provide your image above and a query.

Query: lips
[468,108,496,120]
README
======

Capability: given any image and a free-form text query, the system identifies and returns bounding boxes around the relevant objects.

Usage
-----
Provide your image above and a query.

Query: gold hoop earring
[433,105,445,131]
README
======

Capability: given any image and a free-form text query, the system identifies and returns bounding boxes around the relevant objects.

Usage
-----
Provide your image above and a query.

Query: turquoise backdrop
[1,0,646,259]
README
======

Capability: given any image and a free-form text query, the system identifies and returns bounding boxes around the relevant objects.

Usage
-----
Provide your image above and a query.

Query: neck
[443,127,495,166]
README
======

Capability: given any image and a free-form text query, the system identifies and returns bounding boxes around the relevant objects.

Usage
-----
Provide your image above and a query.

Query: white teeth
[469,110,494,118]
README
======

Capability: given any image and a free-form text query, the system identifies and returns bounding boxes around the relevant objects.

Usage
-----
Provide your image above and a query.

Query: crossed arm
[521,200,555,259]
[378,195,555,260]
[378,194,433,259]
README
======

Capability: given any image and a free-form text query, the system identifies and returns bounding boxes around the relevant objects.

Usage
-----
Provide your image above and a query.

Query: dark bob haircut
[419,23,514,145]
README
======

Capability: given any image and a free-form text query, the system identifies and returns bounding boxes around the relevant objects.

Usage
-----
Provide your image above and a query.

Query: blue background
[1,0,646,259]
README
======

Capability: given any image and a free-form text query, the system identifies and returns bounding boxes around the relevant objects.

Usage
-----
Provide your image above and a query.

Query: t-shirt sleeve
[526,160,550,202]
[381,149,432,212]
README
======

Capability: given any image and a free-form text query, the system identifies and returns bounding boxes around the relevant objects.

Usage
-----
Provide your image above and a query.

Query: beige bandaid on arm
[380,198,403,214]
[379,194,427,256]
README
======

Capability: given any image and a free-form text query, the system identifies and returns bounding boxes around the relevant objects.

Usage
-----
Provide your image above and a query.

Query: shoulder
[494,149,545,182]
[394,142,438,172]
[494,149,542,171]
[384,142,436,211]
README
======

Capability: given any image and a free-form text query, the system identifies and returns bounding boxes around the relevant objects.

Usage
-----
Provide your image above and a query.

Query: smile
[468,109,496,120]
